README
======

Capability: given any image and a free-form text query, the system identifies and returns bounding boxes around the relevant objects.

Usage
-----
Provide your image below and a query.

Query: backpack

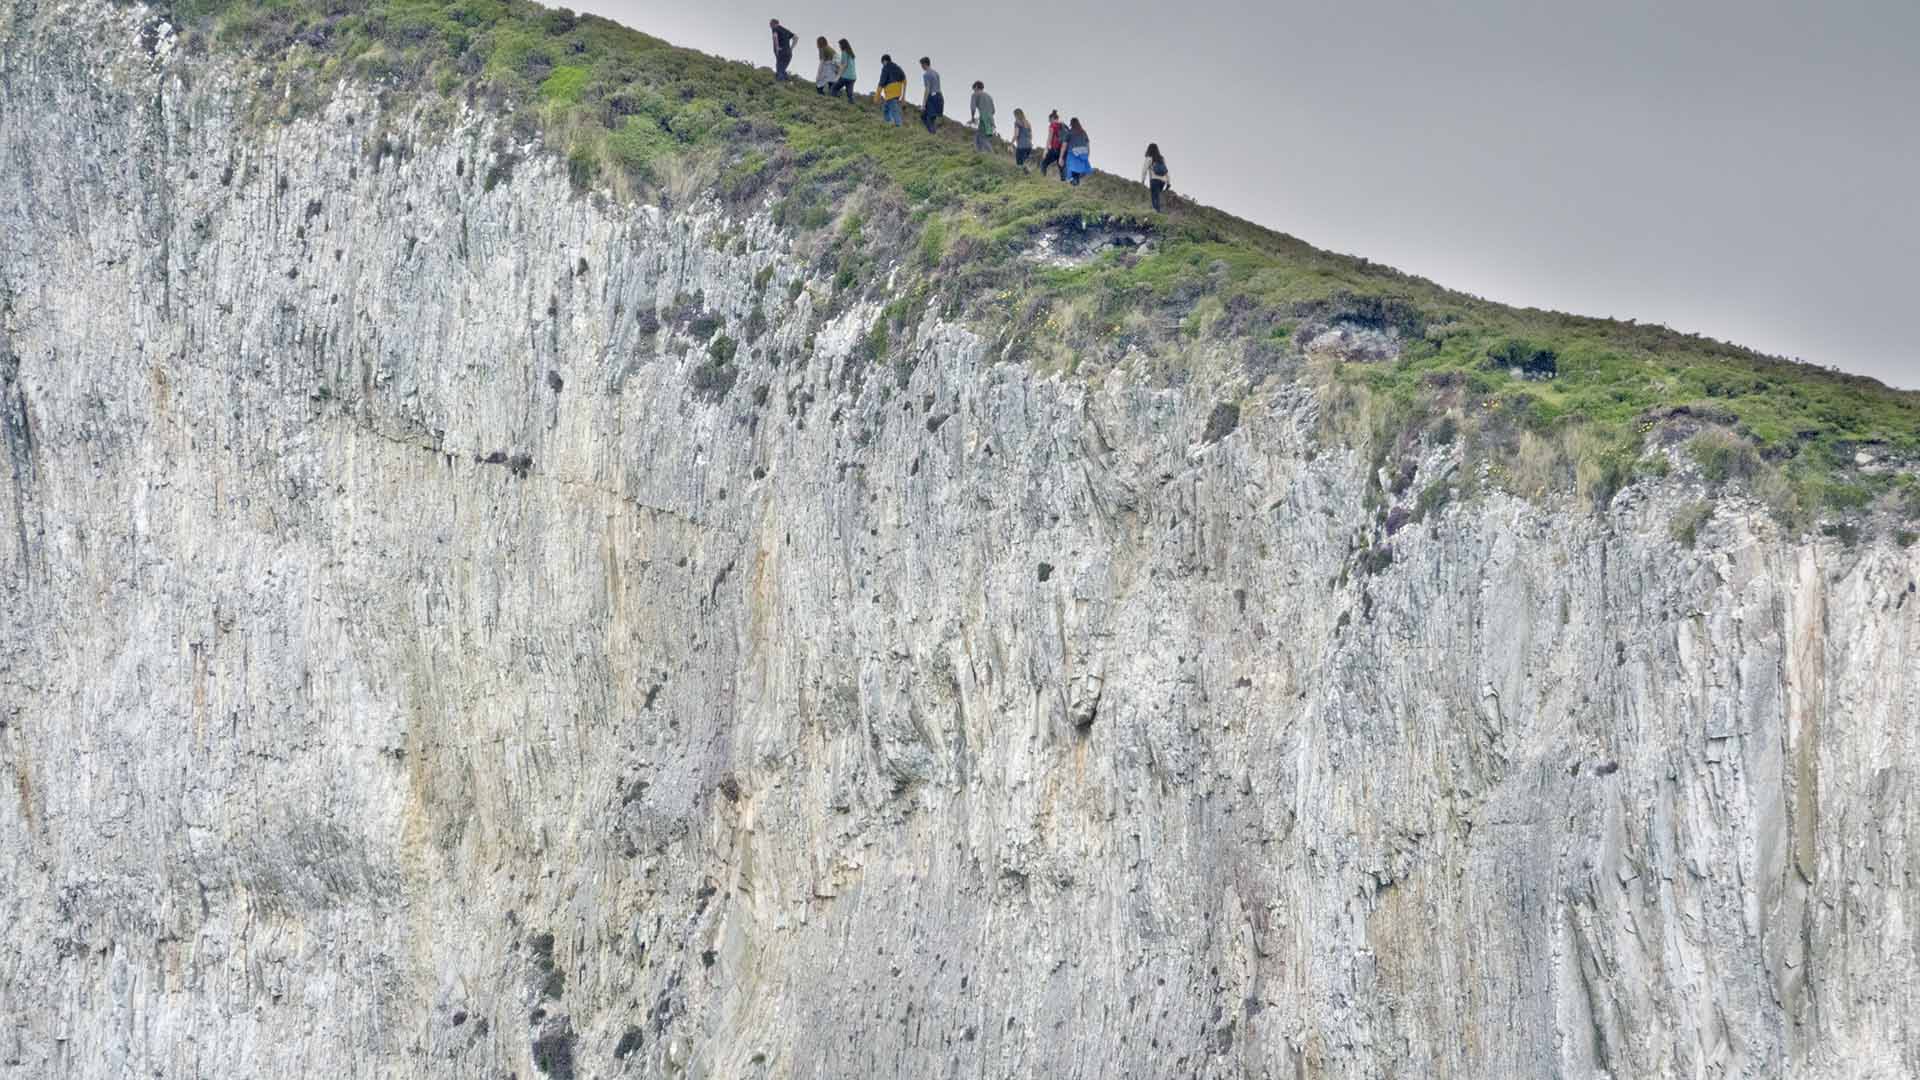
[1152,158,1167,178]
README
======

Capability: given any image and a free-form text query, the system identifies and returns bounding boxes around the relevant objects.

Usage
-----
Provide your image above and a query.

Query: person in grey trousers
[969,81,995,152]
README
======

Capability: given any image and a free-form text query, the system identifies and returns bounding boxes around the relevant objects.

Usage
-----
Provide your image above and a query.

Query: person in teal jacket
[831,39,858,103]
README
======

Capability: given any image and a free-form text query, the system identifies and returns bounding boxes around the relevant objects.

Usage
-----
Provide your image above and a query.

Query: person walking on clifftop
[875,54,908,126]
[1012,108,1033,170]
[831,39,858,103]
[813,37,840,95]
[769,19,796,81]
[919,57,944,133]
[1141,143,1172,211]
[1040,110,1066,180]
[969,81,995,152]
[1064,117,1091,185]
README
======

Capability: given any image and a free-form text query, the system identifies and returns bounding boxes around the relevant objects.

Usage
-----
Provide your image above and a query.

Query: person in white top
[814,37,840,95]
[1141,143,1172,212]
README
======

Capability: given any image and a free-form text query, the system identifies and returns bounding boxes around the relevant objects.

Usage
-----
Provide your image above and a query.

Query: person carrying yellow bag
[875,54,908,127]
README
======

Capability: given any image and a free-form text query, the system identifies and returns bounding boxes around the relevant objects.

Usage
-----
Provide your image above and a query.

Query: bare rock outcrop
[1,4,1915,1077]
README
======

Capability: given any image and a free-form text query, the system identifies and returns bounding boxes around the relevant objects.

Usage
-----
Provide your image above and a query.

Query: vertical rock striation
[1,2,1915,1077]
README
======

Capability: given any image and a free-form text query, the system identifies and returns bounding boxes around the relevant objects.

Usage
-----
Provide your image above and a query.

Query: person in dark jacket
[769,19,796,81]
[875,55,908,126]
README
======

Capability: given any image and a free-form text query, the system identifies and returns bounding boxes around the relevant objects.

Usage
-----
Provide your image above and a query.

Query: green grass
[537,63,589,103]
[138,0,1920,529]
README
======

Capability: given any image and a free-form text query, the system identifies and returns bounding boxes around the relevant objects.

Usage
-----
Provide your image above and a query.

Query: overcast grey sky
[580,0,1919,388]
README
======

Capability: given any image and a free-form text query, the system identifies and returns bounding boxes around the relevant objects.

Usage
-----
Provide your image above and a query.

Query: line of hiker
[767,18,1170,209]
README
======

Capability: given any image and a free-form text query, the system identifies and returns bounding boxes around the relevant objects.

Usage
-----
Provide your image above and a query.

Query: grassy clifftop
[140,0,1920,532]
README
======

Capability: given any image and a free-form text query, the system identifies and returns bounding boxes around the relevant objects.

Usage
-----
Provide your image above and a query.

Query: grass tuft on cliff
[141,0,1920,530]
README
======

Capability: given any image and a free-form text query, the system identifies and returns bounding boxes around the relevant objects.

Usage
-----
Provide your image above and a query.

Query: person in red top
[1039,110,1067,181]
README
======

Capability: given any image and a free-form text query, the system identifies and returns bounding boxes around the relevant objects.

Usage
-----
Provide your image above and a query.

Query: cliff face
[2,4,1916,1078]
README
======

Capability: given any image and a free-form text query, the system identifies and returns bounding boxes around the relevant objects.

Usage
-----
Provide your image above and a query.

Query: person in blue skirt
[1063,117,1091,185]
